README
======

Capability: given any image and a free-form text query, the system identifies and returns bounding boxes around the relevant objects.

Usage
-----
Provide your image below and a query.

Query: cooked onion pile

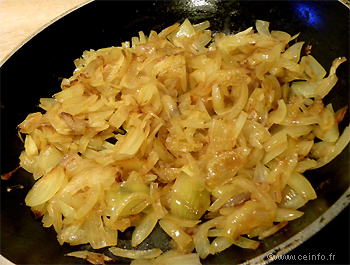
[18,19,349,264]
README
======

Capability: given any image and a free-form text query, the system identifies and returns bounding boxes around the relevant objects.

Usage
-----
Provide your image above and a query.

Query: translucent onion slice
[210,235,260,254]
[162,213,201,228]
[130,250,201,265]
[159,218,192,249]
[274,207,304,222]
[24,135,38,156]
[109,247,162,260]
[281,42,304,62]
[193,216,225,259]
[25,165,65,206]
[132,211,158,247]
[169,172,210,220]
[258,221,288,240]
[279,185,307,210]
[305,55,327,79]
[312,126,350,168]
[255,20,271,37]
[66,250,114,265]
[286,172,317,201]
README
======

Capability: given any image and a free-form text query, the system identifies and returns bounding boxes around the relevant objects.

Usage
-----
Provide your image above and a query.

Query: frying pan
[1,0,349,264]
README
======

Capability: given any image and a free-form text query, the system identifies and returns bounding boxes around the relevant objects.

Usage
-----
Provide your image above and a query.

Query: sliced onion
[255,20,271,36]
[132,211,158,247]
[109,247,162,260]
[286,172,316,201]
[25,165,65,207]
[274,207,304,222]
[159,218,192,250]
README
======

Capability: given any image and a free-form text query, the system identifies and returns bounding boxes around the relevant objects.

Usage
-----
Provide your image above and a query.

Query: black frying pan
[1,1,349,264]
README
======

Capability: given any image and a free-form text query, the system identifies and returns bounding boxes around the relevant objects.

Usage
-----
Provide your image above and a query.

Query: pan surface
[1,0,349,264]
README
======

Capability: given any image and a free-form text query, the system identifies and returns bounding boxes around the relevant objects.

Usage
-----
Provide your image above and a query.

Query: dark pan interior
[1,1,349,264]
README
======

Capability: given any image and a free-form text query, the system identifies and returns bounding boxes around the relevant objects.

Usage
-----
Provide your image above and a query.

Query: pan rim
[1,1,349,264]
